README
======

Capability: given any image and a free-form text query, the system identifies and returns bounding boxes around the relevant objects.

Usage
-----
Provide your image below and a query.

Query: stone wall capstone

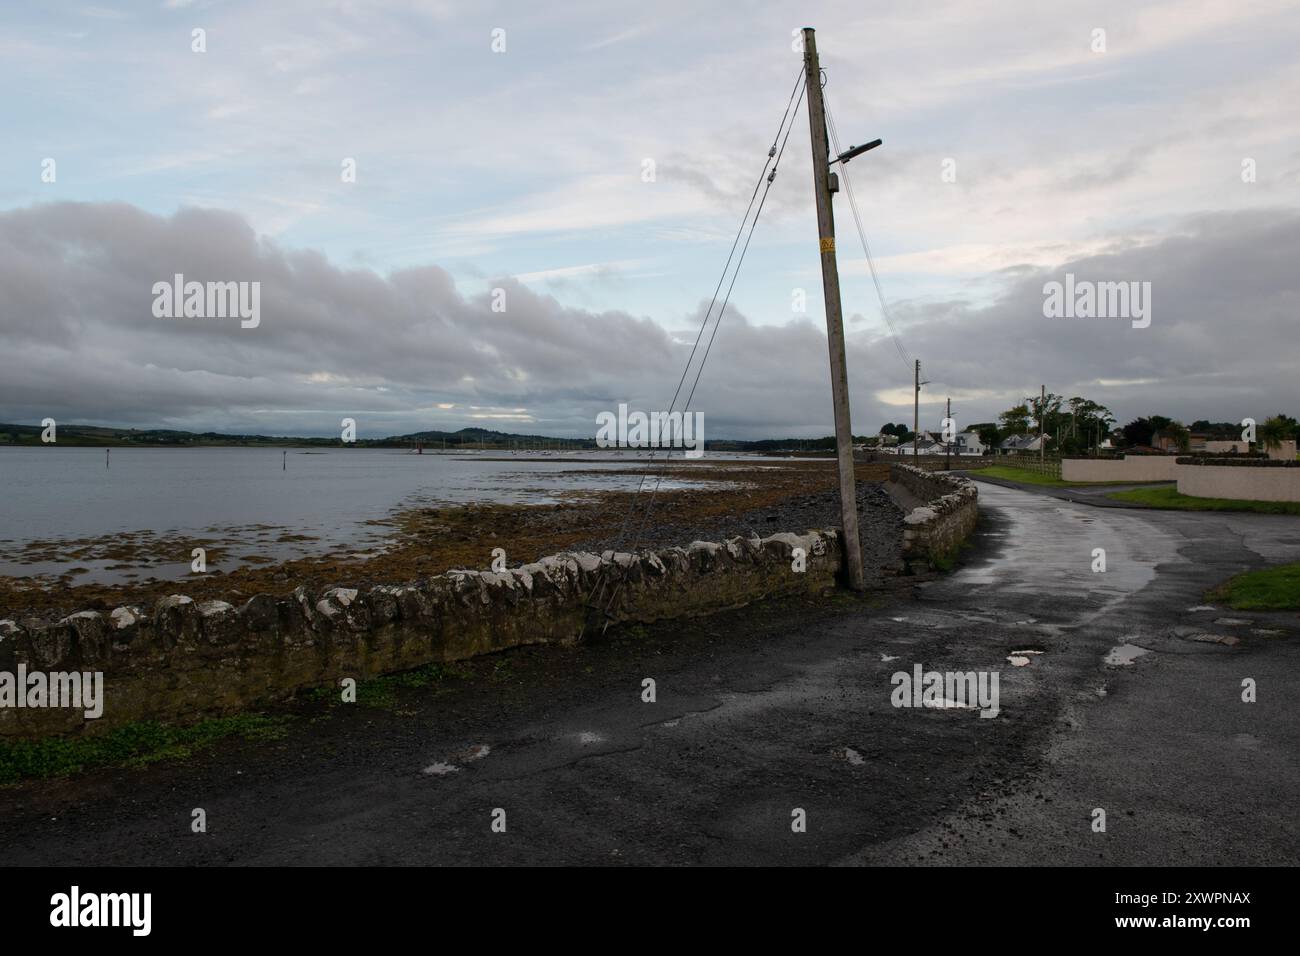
[890,464,979,570]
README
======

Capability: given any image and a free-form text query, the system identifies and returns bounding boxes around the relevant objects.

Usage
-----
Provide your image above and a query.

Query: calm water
[0,447,755,584]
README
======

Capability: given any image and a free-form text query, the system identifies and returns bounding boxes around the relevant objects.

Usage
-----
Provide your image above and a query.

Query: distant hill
[0,422,857,451]
[0,422,595,449]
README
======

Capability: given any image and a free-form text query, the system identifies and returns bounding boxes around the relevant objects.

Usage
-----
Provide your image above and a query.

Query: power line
[824,90,913,375]
[597,74,808,618]
[581,69,800,568]
[578,67,807,635]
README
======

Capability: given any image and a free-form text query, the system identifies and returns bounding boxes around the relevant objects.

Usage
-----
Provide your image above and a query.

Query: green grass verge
[0,714,292,785]
[973,464,1141,488]
[1207,562,1300,610]
[304,661,474,709]
[2,662,481,785]
[1108,485,1300,515]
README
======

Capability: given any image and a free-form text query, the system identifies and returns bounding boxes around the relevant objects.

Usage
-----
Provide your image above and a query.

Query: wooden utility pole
[913,359,921,465]
[945,396,951,471]
[1039,384,1046,465]
[802,26,864,592]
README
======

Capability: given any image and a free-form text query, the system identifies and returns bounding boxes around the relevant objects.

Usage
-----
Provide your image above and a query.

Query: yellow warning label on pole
[820,237,835,253]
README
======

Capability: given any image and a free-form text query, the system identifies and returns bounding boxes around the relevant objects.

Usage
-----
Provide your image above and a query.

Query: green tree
[1121,418,1154,447]
[971,423,1000,449]
[1066,397,1115,453]
[1165,420,1191,452]
[1258,414,1297,452]
[998,404,1031,437]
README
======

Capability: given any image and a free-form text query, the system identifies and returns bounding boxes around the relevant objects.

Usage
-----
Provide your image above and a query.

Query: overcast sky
[2,0,1298,438]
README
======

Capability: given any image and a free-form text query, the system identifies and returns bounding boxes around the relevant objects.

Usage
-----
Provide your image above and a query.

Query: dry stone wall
[0,530,839,740]
[3,470,981,742]
[890,464,980,570]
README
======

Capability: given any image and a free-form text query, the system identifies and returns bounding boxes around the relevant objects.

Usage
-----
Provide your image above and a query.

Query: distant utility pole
[803,26,866,591]
[945,396,951,471]
[1040,384,1046,465]
[913,359,921,466]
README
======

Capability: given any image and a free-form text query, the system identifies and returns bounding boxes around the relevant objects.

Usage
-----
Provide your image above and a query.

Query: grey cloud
[2,201,1297,439]
[874,207,1300,428]
[0,202,872,438]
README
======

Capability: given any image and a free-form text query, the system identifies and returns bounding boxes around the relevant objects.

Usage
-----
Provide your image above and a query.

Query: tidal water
[0,447,746,584]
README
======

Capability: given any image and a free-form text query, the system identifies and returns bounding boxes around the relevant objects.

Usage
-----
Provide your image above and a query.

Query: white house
[999,434,1049,455]
[896,432,945,455]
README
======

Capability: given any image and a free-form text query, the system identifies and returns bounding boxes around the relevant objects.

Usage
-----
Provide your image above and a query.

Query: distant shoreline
[0,422,852,453]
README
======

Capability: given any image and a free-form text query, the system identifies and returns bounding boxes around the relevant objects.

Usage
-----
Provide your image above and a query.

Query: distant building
[953,431,987,456]
[1202,438,1296,460]
[1151,429,1189,453]
[896,432,944,455]
[998,434,1048,455]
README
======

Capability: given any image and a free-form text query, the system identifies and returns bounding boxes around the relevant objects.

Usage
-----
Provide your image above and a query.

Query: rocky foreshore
[0,460,902,623]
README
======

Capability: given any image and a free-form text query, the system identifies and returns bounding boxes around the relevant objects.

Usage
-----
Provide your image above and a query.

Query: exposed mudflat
[0,460,902,623]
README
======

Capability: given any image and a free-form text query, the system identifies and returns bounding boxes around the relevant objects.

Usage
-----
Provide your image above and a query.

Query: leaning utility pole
[913,359,921,465]
[803,27,864,591]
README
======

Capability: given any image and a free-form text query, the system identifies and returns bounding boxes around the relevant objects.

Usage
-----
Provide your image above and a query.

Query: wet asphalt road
[2,481,1298,866]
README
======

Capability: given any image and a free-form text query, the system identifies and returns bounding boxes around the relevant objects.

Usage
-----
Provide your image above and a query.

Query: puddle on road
[955,611,1001,624]
[421,762,461,776]
[1214,618,1250,626]
[1007,649,1044,667]
[578,731,606,745]
[1187,605,1217,612]
[424,743,490,776]
[1184,633,1240,646]
[925,698,977,710]
[881,654,900,663]
[1104,643,1152,666]
[842,747,866,766]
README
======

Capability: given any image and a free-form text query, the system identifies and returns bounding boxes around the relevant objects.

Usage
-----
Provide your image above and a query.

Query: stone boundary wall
[885,456,995,473]
[1177,463,1300,502]
[890,464,979,569]
[0,530,839,741]
[1061,455,1181,482]
[1204,440,1251,455]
